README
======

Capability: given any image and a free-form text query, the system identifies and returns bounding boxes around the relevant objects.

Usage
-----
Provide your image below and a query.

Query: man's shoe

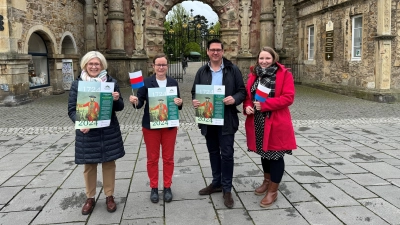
[81,198,95,215]
[164,187,173,202]
[199,184,222,195]
[150,188,159,203]
[223,192,234,208]
[106,196,117,212]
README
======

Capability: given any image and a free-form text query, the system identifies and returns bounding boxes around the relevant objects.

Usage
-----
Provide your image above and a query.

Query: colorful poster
[195,85,225,125]
[75,81,115,129]
[148,86,179,129]
[62,59,74,90]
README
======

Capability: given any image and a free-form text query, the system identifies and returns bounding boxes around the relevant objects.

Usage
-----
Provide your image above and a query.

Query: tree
[165,4,189,34]
[184,42,201,56]
[163,3,220,61]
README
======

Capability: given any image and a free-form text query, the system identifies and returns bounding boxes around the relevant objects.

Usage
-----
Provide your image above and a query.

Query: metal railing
[282,62,302,84]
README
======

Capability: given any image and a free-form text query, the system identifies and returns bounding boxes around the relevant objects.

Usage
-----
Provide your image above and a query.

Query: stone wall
[18,0,85,54]
[281,1,299,64]
[0,0,85,105]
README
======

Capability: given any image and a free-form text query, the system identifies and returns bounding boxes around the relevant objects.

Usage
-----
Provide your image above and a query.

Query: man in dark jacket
[191,39,246,208]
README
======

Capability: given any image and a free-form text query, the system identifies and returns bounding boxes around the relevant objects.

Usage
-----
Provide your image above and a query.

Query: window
[308,26,315,60]
[28,33,50,88]
[352,15,362,60]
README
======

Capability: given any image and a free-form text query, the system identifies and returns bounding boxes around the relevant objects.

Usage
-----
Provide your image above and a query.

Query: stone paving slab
[329,206,390,225]
[293,201,343,225]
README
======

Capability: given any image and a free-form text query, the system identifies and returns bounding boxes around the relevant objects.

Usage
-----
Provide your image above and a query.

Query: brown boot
[260,182,279,208]
[254,173,270,196]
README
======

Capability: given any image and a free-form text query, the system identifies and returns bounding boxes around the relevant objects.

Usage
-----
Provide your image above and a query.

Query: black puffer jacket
[68,75,125,164]
[191,57,246,136]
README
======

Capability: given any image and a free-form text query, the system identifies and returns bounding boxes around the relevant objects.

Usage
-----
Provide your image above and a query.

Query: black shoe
[150,188,159,203]
[199,184,222,195]
[164,187,173,203]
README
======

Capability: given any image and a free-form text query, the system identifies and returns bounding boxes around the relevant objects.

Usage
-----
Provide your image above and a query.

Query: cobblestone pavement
[1,62,400,224]
[1,62,400,134]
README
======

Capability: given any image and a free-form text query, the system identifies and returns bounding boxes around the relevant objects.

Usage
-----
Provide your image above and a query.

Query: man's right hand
[192,99,200,109]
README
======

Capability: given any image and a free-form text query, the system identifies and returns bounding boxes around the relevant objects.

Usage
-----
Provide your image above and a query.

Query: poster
[75,81,115,129]
[195,85,225,125]
[62,59,74,90]
[148,86,179,129]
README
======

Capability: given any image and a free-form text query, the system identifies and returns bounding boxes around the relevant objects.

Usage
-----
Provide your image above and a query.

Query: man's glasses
[154,64,168,67]
[208,49,223,53]
[88,63,101,67]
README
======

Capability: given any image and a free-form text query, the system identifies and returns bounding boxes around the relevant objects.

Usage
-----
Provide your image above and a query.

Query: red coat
[243,63,297,151]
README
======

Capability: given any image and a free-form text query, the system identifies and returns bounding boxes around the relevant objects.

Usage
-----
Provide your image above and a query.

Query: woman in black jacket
[68,51,125,215]
[129,53,183,204]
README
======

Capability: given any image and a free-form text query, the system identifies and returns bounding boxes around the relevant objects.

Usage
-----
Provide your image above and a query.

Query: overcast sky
[167,1,219,24]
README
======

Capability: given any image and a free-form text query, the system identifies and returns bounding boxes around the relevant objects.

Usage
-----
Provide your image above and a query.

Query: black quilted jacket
[67,75,125,164]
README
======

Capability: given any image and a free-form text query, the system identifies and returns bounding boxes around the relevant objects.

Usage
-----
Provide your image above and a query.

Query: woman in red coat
[243,46,296,208]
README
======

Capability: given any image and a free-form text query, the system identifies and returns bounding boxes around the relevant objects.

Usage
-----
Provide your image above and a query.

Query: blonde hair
[80,51,108,70]
[255,46,279,67]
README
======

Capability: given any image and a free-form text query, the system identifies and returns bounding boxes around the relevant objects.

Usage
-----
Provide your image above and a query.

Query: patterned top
[247,72,292,160]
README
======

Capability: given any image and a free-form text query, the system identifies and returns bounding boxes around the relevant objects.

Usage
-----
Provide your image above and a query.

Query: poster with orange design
[195,85,225,125]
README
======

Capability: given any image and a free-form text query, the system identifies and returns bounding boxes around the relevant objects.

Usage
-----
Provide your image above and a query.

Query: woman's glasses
[88,63,101,68]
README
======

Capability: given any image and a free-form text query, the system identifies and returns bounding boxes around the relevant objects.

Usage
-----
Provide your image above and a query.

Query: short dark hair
[207,39,223,50]
[152,53,168,64]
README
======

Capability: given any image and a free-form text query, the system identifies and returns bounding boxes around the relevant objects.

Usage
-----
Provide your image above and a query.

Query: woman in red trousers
[243,46,297,208]
[129,53,183,203]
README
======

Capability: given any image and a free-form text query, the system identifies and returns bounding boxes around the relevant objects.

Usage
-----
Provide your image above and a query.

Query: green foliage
[163,3,220,60]
[184,42,201,56]
[210,22,220,34]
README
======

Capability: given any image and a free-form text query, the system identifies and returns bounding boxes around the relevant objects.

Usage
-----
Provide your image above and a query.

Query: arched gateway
[83,0,285,86]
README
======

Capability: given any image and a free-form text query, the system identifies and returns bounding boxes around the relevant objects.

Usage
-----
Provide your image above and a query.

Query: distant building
[284,0,399,103]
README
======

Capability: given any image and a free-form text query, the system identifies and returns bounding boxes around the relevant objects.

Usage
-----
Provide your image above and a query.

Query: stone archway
[82,0,283,86]
[143,0,248,61]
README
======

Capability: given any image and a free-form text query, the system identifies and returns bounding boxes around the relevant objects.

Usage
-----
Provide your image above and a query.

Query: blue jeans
[205,125,235,193]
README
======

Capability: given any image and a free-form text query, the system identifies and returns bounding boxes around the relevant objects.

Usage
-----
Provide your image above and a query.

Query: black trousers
[261,157,285,183]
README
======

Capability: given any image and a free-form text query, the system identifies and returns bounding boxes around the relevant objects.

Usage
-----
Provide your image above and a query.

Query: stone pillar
[131,0,146,55]
[107,0,125,54]
[375,0,393,90]
[259,0,274,48]
[84,0,97,51]
[238,0,252,56]
[274,1,285,51]
[0,54,33,106]
[0,0,10,53]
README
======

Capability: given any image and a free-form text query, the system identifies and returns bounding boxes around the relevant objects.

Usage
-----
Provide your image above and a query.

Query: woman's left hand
[112,92,119,101]
[174,97,183,106]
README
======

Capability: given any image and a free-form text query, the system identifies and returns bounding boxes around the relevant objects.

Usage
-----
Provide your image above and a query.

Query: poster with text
[75,81,115,129]
[195,85,225,125]
[148,86,179,129]
[62,59,74,90]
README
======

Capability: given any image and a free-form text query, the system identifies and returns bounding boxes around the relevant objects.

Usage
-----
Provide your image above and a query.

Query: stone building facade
[0,0,86,106]
[1,0,399,105]
[288,0,400,102]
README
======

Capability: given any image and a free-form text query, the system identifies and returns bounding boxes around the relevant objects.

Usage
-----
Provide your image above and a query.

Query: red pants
[142,127,177,188]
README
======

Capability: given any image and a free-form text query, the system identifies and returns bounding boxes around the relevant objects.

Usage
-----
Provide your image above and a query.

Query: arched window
[28,32,50,88]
